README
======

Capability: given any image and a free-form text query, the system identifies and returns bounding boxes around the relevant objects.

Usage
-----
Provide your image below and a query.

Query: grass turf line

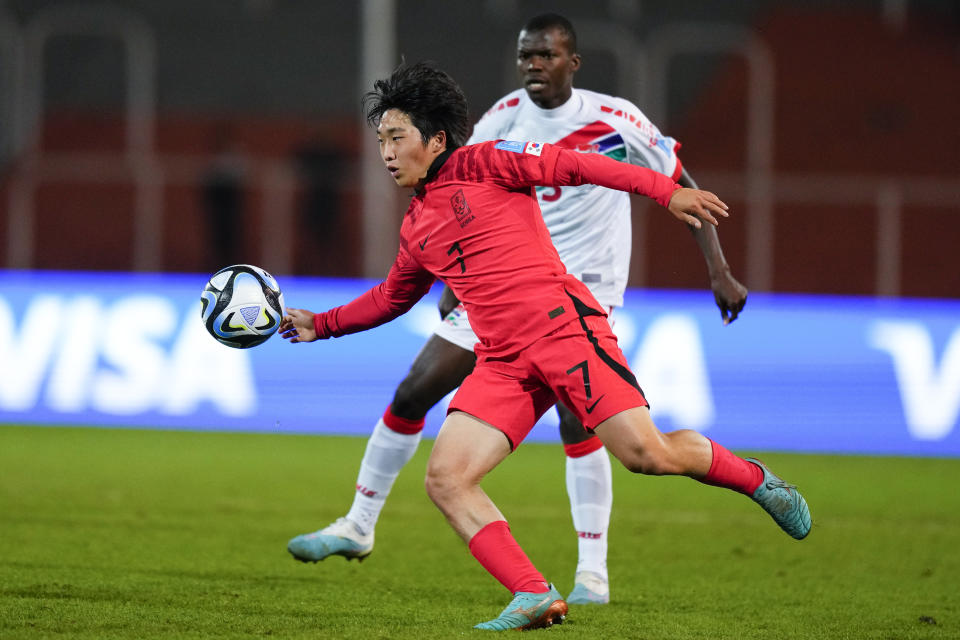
[1,425,958,639]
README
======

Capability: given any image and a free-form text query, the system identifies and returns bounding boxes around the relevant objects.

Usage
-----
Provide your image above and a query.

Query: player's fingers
[704,191,729,212]
[695,206,719,227]
[726,300,744,325]
[720,305,731,325]
[705,199,729,218]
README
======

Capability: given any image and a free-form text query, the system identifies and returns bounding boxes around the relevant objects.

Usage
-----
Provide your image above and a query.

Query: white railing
[647,23,777,292]
[4,149,302,276]
[692,171,960,297]
[2,12,958,297]
[5,3,161,271]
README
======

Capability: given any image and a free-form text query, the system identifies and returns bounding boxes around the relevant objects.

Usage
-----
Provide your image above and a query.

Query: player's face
[516,26,581,110]
[377,109,444,189]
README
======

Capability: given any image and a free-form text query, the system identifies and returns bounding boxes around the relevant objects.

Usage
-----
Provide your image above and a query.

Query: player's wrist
[707,261,731,278]
[312,310,331,340]
[661,183,683,209]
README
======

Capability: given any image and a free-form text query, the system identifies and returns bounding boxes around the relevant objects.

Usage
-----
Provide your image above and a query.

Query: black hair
[522,13,578,54]
[362,61,471,150]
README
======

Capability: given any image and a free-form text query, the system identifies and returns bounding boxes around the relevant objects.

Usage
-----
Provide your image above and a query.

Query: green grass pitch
[1,424,958,639]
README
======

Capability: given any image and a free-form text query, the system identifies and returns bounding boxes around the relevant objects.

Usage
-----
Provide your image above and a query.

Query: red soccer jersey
[313,140,679,356]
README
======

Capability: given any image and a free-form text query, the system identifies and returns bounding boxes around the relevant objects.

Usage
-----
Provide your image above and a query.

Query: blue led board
[1,270,958,456]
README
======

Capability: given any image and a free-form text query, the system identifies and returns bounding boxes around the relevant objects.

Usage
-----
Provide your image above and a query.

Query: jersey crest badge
[450,189,475,228]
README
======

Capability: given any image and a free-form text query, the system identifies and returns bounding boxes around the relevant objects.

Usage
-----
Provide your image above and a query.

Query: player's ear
[432,130,447,152]
[569,52,581,73]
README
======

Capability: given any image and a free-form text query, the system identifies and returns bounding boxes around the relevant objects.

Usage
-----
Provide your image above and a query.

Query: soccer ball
[200,264,285,348]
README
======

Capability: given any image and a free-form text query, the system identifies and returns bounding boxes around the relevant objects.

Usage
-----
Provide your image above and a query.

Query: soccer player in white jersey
[286,13,748,605]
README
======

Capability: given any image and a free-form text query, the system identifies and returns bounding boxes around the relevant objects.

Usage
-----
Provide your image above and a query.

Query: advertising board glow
[1,270,958,456]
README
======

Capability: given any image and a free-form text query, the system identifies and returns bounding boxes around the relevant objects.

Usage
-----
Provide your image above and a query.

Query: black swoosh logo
[419,234,430,250]
[219,312,245,335]
[585,395,605,414]
[255,310,277,331]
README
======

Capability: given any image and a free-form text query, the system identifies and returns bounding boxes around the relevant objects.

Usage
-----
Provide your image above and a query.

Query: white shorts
[433,303,480,351]
[433,302,617,352]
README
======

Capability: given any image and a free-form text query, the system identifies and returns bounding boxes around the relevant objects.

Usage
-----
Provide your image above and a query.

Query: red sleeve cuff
[670,156,683,182]
[313,311,332,339]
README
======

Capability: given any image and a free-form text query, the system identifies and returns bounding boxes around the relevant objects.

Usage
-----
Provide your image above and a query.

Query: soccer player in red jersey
[286,14,747,608]
[280,62,810,631]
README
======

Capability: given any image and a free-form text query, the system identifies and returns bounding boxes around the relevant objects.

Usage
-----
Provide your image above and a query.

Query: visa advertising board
[1,269,958,457]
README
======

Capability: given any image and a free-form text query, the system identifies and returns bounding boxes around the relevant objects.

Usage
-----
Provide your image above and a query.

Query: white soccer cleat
[566,571,610,605]
[287,517,374,562]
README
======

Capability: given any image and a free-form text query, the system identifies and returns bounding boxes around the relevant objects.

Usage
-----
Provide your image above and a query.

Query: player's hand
[710,269,748,325]
[667,188,729,229]
[279,308,319,343]
[437,285,460,320]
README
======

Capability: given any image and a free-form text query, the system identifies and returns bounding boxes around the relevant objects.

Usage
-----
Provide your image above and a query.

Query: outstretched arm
[679,168,747,325]
[544,143,729,229]
[540,143,745,322]
[279,278,432,343]
[280,248,435,343]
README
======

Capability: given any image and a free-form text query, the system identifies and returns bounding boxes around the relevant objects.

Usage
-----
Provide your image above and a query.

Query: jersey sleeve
[476,140,680,209]
[313,246,435,339]
[610,97,683,181]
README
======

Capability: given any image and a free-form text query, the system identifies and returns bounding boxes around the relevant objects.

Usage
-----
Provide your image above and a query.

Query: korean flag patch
[523,141,544,156]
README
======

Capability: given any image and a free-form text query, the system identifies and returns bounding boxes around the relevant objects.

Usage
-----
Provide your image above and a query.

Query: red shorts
[448,313,648,449]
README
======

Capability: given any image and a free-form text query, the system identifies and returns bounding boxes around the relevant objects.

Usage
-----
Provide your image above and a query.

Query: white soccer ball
[200,264,285,349]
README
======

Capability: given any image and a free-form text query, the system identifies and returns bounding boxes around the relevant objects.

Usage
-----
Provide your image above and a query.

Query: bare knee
[611,429,705,476]
[596,407,696,476]
[617,446,673,475]
[424,458,467,509]
[605,428,676,475]
[391,375,435,420]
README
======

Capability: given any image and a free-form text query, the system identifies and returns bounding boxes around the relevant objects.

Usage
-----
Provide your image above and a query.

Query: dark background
[1,0,957,297]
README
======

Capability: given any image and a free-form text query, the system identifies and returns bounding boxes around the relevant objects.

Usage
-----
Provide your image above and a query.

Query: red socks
[562,435,604,458]
[382,406,425,435]
[701,439,764,495]
[468,521,549,594]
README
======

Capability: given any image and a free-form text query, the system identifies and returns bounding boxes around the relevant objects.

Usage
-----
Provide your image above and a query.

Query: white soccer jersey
[466,87,682,307]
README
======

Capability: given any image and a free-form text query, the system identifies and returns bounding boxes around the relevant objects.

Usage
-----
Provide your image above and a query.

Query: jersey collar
[416,146,457,194]
[525,88,582,121]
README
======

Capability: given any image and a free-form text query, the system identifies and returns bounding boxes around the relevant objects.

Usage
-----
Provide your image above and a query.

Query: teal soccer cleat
[567,571,609,605]
[287,517,373,563]
[474,585,568,631]
[746,458,812,540]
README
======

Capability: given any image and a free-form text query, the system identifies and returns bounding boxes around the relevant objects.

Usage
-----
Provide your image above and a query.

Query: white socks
[345,418,422,535]
[565,446,613,581]
[343,416,611,580]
